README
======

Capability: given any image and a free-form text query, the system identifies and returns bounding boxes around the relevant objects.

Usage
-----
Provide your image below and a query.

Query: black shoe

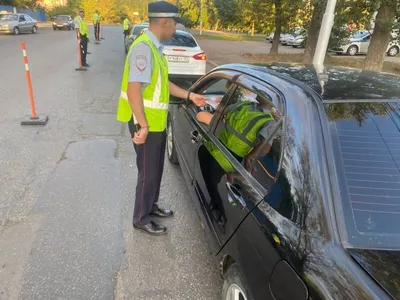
[83,63,90,67]
[149,208,174,218]
[133,221,167,236]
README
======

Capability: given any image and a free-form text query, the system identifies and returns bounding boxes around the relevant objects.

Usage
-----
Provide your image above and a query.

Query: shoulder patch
[136,55,147,72]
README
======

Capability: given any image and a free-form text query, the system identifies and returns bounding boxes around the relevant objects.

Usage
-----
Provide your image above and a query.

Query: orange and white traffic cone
[20,42,48,126]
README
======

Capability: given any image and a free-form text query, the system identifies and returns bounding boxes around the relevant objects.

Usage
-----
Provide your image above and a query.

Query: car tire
[53,26,56,30]
[167,115,178,164]
[222,264,253,300]
[347,45,358,56]
[387,46,399,57]
[292,45,298,48]
[13,27,19,35]
[32,26,37,34]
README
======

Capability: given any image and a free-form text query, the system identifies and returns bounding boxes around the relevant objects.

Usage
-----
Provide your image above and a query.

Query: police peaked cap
[148,1,184,24]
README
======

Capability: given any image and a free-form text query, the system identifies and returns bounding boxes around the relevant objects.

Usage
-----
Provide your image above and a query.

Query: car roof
[214,63,400,101]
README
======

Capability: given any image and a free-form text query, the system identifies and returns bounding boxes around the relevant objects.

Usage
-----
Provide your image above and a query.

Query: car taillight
[193,52,206,60]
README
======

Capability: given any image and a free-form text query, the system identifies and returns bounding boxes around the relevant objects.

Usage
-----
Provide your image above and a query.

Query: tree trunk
[364,1,395,72]
[303,0,326,64]
[270,0,282,55]
[251,21,254,37]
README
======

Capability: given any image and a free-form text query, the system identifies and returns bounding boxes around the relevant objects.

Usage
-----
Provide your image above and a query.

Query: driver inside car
[195,86,280,225]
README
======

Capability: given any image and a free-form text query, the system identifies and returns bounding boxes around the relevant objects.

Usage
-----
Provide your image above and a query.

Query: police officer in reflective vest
[123,16,130,38]
[74,8,90,67]
[93,10,100,41]
[117,1,206,235]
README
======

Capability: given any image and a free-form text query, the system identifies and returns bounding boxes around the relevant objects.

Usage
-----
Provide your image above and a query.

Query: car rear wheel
[222,264,252,300]
[387,46,399,57]
[32,26,37,34]
[13,27,19,35]
[167,115,178,164]
[347,45,358,56]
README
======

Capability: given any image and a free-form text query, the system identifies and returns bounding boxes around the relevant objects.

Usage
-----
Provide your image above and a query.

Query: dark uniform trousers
[129,117,166,225]
[94,23,100,40]
[80,34,88,65]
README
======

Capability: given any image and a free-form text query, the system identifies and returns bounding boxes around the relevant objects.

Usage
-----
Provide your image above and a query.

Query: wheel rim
[33,27,36,33]
[167,120,173,156]
[349,46,357,55]
[389,47,398,56]
[14,28,19,34]
[226,284,247,300]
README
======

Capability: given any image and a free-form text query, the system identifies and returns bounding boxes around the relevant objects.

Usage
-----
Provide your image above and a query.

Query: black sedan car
[52,15,74,30]
[167,63,400,300]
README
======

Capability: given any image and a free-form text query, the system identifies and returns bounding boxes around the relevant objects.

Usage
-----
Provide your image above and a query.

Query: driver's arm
[196,111,213,125]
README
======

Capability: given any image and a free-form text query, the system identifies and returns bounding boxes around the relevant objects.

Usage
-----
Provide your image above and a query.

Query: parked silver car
[0,13,38,35]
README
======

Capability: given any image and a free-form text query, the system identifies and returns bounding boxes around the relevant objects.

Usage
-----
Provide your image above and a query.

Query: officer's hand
[189,93,207,107]
[133,127,149,145]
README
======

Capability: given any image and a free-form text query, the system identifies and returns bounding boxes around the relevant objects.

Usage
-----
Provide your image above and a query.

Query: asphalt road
[0,26,221,300]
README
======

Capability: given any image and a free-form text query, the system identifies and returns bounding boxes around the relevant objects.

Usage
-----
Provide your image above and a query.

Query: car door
[18,15,27,32]
[171,72,239,181]
[359,34,371,53]
[193,75,285,247]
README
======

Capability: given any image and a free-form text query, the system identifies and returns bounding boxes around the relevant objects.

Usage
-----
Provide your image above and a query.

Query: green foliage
[47,5,75,18]
[0,0,40,8]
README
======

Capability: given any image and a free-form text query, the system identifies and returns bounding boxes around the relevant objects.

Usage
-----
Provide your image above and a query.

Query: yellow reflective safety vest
[93,13,100,24]
[123,18,130,30]
[205,101,274,172]
[117,33,170,132]
[77,16,88,36]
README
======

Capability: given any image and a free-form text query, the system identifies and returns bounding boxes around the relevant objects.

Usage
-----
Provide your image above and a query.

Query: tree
[270,0,283,54]
[364,0,398,71]
[303,0,326,63]
[0,0,40,8]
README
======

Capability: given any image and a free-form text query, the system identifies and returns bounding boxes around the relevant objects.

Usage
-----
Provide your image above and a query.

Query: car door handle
[190,130,202,144]
[226,182,246,209]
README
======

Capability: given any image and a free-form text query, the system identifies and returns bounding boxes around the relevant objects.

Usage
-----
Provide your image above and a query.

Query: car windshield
[1,14,18,21]
[352,31,369,39]
[132,26,146,35]
[162,33,197,47]
[56,16,70,21]
[326,101,400,249]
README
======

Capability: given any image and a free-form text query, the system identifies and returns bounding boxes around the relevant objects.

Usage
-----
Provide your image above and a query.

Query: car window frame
[19,15,25,22]
[186,70,242,132]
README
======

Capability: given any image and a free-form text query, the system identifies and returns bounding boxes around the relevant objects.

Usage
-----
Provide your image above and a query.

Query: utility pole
[200,0,203,35]
[312,0,338,66]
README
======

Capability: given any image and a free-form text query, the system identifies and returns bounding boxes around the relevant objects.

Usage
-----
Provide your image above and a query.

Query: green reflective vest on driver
[205,101,273,172]
[117,33,170,132]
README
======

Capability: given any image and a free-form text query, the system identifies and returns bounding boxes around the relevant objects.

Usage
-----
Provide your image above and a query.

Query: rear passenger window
[163,34,197,47]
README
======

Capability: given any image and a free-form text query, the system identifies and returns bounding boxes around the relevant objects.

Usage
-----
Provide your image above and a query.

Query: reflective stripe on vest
[117,33,169,132]
[78,17,88,36]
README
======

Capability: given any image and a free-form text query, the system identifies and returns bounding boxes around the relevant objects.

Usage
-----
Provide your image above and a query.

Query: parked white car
[331,31,399,57]
[287,34,305,48]
[136,29,206,82]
